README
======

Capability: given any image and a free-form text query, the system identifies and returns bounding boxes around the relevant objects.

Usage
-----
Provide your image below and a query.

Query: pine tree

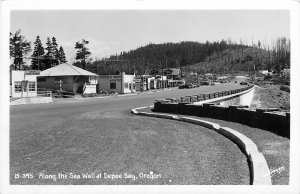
[45,37,53,57]
[58,46,67,63]
[9,29,31,70]
[52,37,60,65]
[31,35,45,70]
[44,37,55,69]
[75,39,91,69]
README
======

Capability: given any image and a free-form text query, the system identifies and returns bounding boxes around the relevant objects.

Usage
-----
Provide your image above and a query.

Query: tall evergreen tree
[58,46,67,63]
[75,39,91,69]
[52,37,60,65]
[45,37,53,57]
[31,35,45,70]
[44,37,55,69]
[9,29,31,70]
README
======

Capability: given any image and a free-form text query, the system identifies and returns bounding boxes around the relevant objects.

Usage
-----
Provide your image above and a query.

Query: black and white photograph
[1,0,300,193]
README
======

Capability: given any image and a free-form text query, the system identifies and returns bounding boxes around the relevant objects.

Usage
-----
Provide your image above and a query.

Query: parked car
[188,83,196,88]
[220,79,230,83]
[199,80,210,85]
[178,84,186,89]
[262,81,275,85]
[240,81,249,85]
[178,84,193,89]
[191,83,199,88]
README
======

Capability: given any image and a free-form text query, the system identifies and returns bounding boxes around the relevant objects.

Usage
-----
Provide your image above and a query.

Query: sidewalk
[10,96,53,106]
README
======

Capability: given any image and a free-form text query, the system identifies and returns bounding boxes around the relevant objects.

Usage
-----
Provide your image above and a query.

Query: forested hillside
[184,47,271,75]
[87,39,290,75]
[90,41,247,74]
[114,41,247,68]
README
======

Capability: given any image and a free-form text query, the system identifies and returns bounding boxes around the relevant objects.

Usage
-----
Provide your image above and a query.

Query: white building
[155,75,168,89]
[11,70,40,98]
[217,76,228,81]
[204,73,213,79]
[98,72,136,94]
[148,77,157,89]
[259,70,269,75]
[133,75,149,91]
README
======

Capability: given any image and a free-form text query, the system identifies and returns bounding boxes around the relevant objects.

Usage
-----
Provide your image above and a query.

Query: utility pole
[161,61,164,90]
[253,61,256,81]
[196,67,198,85]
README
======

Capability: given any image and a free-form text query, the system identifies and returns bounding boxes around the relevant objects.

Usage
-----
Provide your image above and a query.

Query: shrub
[280,85,290,93]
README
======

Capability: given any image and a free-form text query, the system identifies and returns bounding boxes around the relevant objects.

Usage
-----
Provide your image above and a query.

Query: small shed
[37,63,99,94]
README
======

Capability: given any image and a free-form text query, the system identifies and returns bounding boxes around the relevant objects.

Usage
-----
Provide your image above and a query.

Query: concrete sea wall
[153,85,290,138]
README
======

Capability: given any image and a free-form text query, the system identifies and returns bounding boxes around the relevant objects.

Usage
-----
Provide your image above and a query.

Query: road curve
[10,82,250,184]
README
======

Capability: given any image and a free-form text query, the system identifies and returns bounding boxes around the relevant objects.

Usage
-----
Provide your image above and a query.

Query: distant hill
[185,47,272,75]
[88,40,289,75]
[110,41,248,68]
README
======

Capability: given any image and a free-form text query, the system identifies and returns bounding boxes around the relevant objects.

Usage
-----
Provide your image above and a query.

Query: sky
[10,10,290,63]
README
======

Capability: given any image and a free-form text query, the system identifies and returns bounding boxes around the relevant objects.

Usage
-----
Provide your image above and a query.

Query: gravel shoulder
[251,84,290,111]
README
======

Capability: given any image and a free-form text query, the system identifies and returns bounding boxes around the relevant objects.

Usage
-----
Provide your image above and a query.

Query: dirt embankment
[251,84,290,111]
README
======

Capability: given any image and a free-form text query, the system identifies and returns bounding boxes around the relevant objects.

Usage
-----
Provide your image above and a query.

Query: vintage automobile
[199,80,210,85]
[240,81,250,85]
[179,84,191,89]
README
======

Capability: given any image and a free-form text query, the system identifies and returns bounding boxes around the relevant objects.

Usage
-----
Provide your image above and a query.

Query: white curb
[249,152,272,185]
[219,127,259,156]
[180,117,221,130]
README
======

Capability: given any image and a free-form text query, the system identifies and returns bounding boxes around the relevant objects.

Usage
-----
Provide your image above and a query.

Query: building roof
[171,68,180,75]
[39,63,99,77]
[164,68,180,75]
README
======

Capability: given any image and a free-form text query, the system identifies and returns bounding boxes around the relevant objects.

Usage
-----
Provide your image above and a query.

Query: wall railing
[37,90,52,97]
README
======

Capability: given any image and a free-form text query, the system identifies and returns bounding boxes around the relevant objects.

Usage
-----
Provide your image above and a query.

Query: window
[14,81,22,92]
[37,77,46,82]
[110,82,116,89]
[29,81,36,91]
[125,82,129,88]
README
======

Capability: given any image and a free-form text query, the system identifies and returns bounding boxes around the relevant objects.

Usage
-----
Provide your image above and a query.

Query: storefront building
[98,72,136,94]
[11,70,40,98]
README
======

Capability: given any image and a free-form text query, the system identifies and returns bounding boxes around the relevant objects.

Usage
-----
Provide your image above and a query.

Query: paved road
[10,82,250,185]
